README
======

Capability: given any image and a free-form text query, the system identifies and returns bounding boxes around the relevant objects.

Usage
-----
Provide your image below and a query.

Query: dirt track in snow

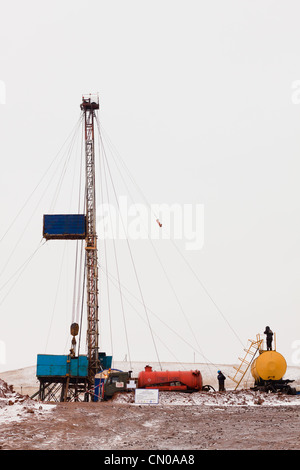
[1,391,300,451]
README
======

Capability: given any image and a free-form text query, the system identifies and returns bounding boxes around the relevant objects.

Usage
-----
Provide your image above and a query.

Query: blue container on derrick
[43,214,86,240]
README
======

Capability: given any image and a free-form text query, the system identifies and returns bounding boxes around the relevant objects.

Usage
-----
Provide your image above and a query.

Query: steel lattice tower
[80,95,100,386]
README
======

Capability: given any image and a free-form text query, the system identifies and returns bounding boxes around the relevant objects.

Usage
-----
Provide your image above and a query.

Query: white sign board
[126,380,136,389]
[135,388,159,404]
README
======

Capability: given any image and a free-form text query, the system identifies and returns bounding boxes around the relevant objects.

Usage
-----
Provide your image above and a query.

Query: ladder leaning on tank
[229,335,264,390]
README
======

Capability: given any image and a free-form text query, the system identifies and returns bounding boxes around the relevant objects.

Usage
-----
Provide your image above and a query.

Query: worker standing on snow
[217,370,226,391]
[264,326,273,351]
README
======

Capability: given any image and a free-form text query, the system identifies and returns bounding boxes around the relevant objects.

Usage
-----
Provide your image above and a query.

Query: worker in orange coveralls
[217,370,226,391]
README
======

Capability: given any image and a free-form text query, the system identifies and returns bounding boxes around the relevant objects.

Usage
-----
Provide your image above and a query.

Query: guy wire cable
[99,262,218,370]
[0,238,47,307]
[98,127,133,369]
[96,126,114,365]
[96,117,218,380]
[97,121,162,371]
[98,121,243,348]
[0,115,83,246]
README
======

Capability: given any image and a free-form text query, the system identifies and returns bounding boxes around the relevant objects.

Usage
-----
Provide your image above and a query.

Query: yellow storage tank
[251,351,287,383]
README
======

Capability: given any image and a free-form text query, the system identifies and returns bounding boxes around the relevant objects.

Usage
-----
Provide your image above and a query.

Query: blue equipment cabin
[37,354,89,378]
[43,214,86,240]
[36,353,112,378]
[35,352,112,401]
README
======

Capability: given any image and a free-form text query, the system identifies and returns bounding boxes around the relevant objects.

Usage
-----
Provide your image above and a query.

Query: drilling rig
[81,96,101,386]
[34,95,111,402]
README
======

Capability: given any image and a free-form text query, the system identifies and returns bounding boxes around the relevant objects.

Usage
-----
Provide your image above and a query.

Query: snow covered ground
[113,389,300,407]
[0,400,55,424]
[0,377,55,424]
[1,365,300,450]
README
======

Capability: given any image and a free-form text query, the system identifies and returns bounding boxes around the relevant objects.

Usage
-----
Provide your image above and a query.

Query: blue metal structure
[37,354,89,378]
[35,351,112,401]
[36,353,112,378]
[43,214,86,240]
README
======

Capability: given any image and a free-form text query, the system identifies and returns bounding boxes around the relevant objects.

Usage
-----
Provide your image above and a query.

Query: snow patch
[112,389,300,407]
[0,377,55,424]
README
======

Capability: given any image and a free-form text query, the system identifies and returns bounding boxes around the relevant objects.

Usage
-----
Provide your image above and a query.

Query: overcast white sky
[1,0,300,374]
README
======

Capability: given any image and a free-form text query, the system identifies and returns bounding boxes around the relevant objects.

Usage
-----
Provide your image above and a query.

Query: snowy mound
[0,378,55,424]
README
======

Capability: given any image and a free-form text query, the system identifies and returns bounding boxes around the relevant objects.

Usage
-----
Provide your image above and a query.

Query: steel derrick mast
[35,94,112,403]
[80,95,100,385]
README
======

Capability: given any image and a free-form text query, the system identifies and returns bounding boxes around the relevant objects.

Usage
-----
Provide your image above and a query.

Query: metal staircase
[229,335,263,390]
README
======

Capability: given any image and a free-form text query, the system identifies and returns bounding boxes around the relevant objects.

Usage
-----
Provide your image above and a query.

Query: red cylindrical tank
[138,365,203,391]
